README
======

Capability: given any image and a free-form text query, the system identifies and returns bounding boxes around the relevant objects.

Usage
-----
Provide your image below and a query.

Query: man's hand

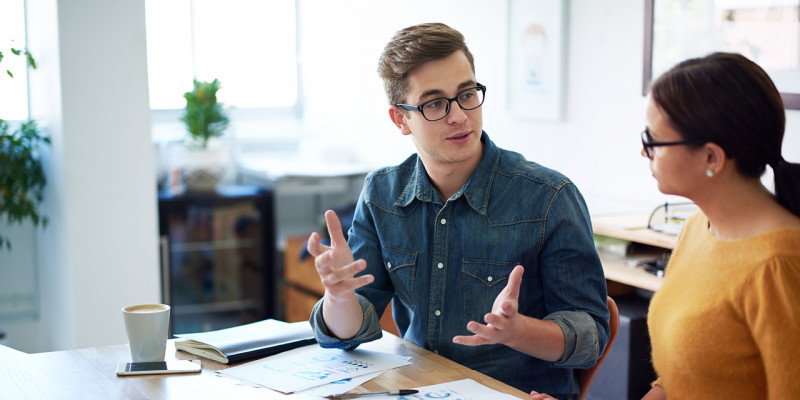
[306,210,374,299]
[529,390,558,400]
[306,210,373,340]
[452,265,525,346]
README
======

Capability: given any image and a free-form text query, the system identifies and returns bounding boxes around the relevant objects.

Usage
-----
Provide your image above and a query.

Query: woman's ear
[388,106,412,136]
[704,142,727,177]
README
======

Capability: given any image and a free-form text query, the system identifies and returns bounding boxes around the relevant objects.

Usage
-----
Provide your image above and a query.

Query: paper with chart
[221,370,382,398]
[217,345,411,393]
[298,371,382,397]
[351,379,522,400]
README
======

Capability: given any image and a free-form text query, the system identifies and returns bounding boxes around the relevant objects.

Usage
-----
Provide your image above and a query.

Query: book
[174,319,317,364]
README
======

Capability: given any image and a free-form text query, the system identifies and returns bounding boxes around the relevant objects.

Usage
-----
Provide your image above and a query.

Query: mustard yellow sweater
[648,211,800,399]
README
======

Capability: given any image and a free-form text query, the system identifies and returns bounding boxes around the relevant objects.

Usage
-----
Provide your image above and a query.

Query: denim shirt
[310,132,609,397]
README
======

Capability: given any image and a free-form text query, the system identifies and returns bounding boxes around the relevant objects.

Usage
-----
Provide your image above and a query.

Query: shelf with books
[158,185,276,335]
[592,214,678,293]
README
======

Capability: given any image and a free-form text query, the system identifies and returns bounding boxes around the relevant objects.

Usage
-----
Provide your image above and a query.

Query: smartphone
[116,359,202,376]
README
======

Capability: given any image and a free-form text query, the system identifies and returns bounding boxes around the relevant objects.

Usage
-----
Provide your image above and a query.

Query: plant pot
[168,142,231,193]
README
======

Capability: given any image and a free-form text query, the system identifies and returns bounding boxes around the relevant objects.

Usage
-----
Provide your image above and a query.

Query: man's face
[390,51,484,171]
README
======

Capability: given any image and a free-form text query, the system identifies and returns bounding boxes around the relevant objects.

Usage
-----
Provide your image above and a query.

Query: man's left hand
[452,265,524,346]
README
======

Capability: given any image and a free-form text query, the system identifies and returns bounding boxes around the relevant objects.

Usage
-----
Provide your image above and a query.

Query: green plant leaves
[181,79,230,149]
[1,46,37,82]
[25,50,36,69]
[0,119,50,251]
[0,47,44,250]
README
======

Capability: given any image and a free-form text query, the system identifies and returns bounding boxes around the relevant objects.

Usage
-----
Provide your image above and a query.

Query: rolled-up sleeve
[539,183,609,368]
[545,310,600,366]
[309,293,384,350]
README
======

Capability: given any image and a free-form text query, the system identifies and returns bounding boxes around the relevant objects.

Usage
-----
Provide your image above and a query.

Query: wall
[2,0,159,352]
[296,0,799,214]
[2,0,797,352]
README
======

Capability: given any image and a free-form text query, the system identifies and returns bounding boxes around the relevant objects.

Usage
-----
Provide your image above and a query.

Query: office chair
[576,296,620,400]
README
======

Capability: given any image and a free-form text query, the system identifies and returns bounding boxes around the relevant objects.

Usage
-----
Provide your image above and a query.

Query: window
[145,0,299,113]
[0,0,31,121]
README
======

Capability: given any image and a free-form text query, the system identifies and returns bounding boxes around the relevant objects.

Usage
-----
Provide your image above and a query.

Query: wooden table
[1,332,528,399]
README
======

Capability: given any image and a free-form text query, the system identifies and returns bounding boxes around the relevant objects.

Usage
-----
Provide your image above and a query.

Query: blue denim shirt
[310,132,609,398]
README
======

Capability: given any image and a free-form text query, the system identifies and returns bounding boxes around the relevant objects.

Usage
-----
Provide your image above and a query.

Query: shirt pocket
[461,259,517,321]
[381,246,418,308]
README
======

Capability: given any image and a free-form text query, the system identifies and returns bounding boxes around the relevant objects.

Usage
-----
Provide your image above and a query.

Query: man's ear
[388,106,412,136]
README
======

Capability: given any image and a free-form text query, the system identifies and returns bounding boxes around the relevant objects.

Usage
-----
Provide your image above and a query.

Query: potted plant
[0,47,49,251]
[170,79,231,192]
[181,78,229,149]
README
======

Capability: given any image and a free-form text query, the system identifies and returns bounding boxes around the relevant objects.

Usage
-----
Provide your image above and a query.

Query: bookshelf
[592,214,677,292]
[158,185,276,335]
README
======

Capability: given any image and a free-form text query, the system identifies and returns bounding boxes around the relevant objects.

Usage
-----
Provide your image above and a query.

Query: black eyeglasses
[641,129,705,159]
[396,84,486,121]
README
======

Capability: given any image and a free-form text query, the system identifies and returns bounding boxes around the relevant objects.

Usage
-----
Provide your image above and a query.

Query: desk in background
[236,157,371,242]
[592,214,677,293]
[0,333,528,399]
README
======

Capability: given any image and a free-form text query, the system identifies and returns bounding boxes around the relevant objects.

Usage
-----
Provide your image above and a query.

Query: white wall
[296,0,799,214]
[2,0,159,352]
[2,0,797,352]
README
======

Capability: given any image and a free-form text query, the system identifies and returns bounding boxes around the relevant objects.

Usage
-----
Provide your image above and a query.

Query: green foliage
[181,79,229,149]
[0,119,50,250]
[1,47,47,251]
[1,46,36,78]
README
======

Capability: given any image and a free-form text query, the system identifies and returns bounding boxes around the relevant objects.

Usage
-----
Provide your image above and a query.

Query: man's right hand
[306,210,374,339]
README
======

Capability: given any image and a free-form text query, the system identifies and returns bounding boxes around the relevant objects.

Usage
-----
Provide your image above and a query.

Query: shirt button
[437,263,443,269]
[440,218,446,225]
[434,309,441,316]
[487,276,493,282]
[387,262,392,269]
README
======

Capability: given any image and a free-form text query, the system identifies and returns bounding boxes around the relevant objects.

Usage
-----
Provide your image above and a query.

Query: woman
[533,52,800,400]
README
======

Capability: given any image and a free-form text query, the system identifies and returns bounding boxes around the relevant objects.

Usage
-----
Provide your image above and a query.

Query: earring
[706,169,715,178]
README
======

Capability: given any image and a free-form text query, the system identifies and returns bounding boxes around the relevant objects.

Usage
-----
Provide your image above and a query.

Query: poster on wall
[507,0,566,121]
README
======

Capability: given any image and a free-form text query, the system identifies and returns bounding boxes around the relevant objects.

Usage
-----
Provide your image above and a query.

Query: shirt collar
[394,131,499,215]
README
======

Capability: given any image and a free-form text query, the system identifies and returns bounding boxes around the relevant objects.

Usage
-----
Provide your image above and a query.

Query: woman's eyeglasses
[641,129,705,159]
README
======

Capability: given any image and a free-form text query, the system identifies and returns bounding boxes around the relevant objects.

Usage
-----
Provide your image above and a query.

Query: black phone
[116,359,201,376]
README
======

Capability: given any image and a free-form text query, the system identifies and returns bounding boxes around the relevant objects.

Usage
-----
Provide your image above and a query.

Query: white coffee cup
[122,304,170,362]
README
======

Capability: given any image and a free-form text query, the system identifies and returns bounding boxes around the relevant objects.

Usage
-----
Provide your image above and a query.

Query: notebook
[174,319,316,364]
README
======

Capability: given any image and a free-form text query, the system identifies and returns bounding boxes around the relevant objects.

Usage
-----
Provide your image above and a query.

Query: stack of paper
[346,379,522,400]
[217,345,412,395]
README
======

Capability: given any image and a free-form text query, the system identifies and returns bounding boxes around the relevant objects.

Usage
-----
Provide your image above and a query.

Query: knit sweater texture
[648,211,800,398]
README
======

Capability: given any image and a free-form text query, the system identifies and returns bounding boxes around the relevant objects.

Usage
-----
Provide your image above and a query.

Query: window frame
[145,0,304,142]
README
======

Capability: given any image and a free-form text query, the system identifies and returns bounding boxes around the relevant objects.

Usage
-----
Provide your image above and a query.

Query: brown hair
[650,52,800,216]
[377,23,475,105]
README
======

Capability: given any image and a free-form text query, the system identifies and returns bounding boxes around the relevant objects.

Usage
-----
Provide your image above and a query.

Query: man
[306,23,608,398]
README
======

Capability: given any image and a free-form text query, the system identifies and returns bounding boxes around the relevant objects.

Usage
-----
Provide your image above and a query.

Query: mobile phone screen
[129,361,170,371]
[116,359,201,376]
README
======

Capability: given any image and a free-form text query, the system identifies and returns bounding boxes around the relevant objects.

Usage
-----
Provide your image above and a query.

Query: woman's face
[643,98,708,198]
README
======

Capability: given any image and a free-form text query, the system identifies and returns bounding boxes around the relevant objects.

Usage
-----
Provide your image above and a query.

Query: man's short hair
[377,22,475,105]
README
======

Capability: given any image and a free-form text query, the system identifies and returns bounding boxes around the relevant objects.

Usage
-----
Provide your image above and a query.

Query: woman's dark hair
[650,52,800,217]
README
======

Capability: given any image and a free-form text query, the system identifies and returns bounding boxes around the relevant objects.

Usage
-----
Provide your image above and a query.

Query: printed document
[217,345,411,394]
